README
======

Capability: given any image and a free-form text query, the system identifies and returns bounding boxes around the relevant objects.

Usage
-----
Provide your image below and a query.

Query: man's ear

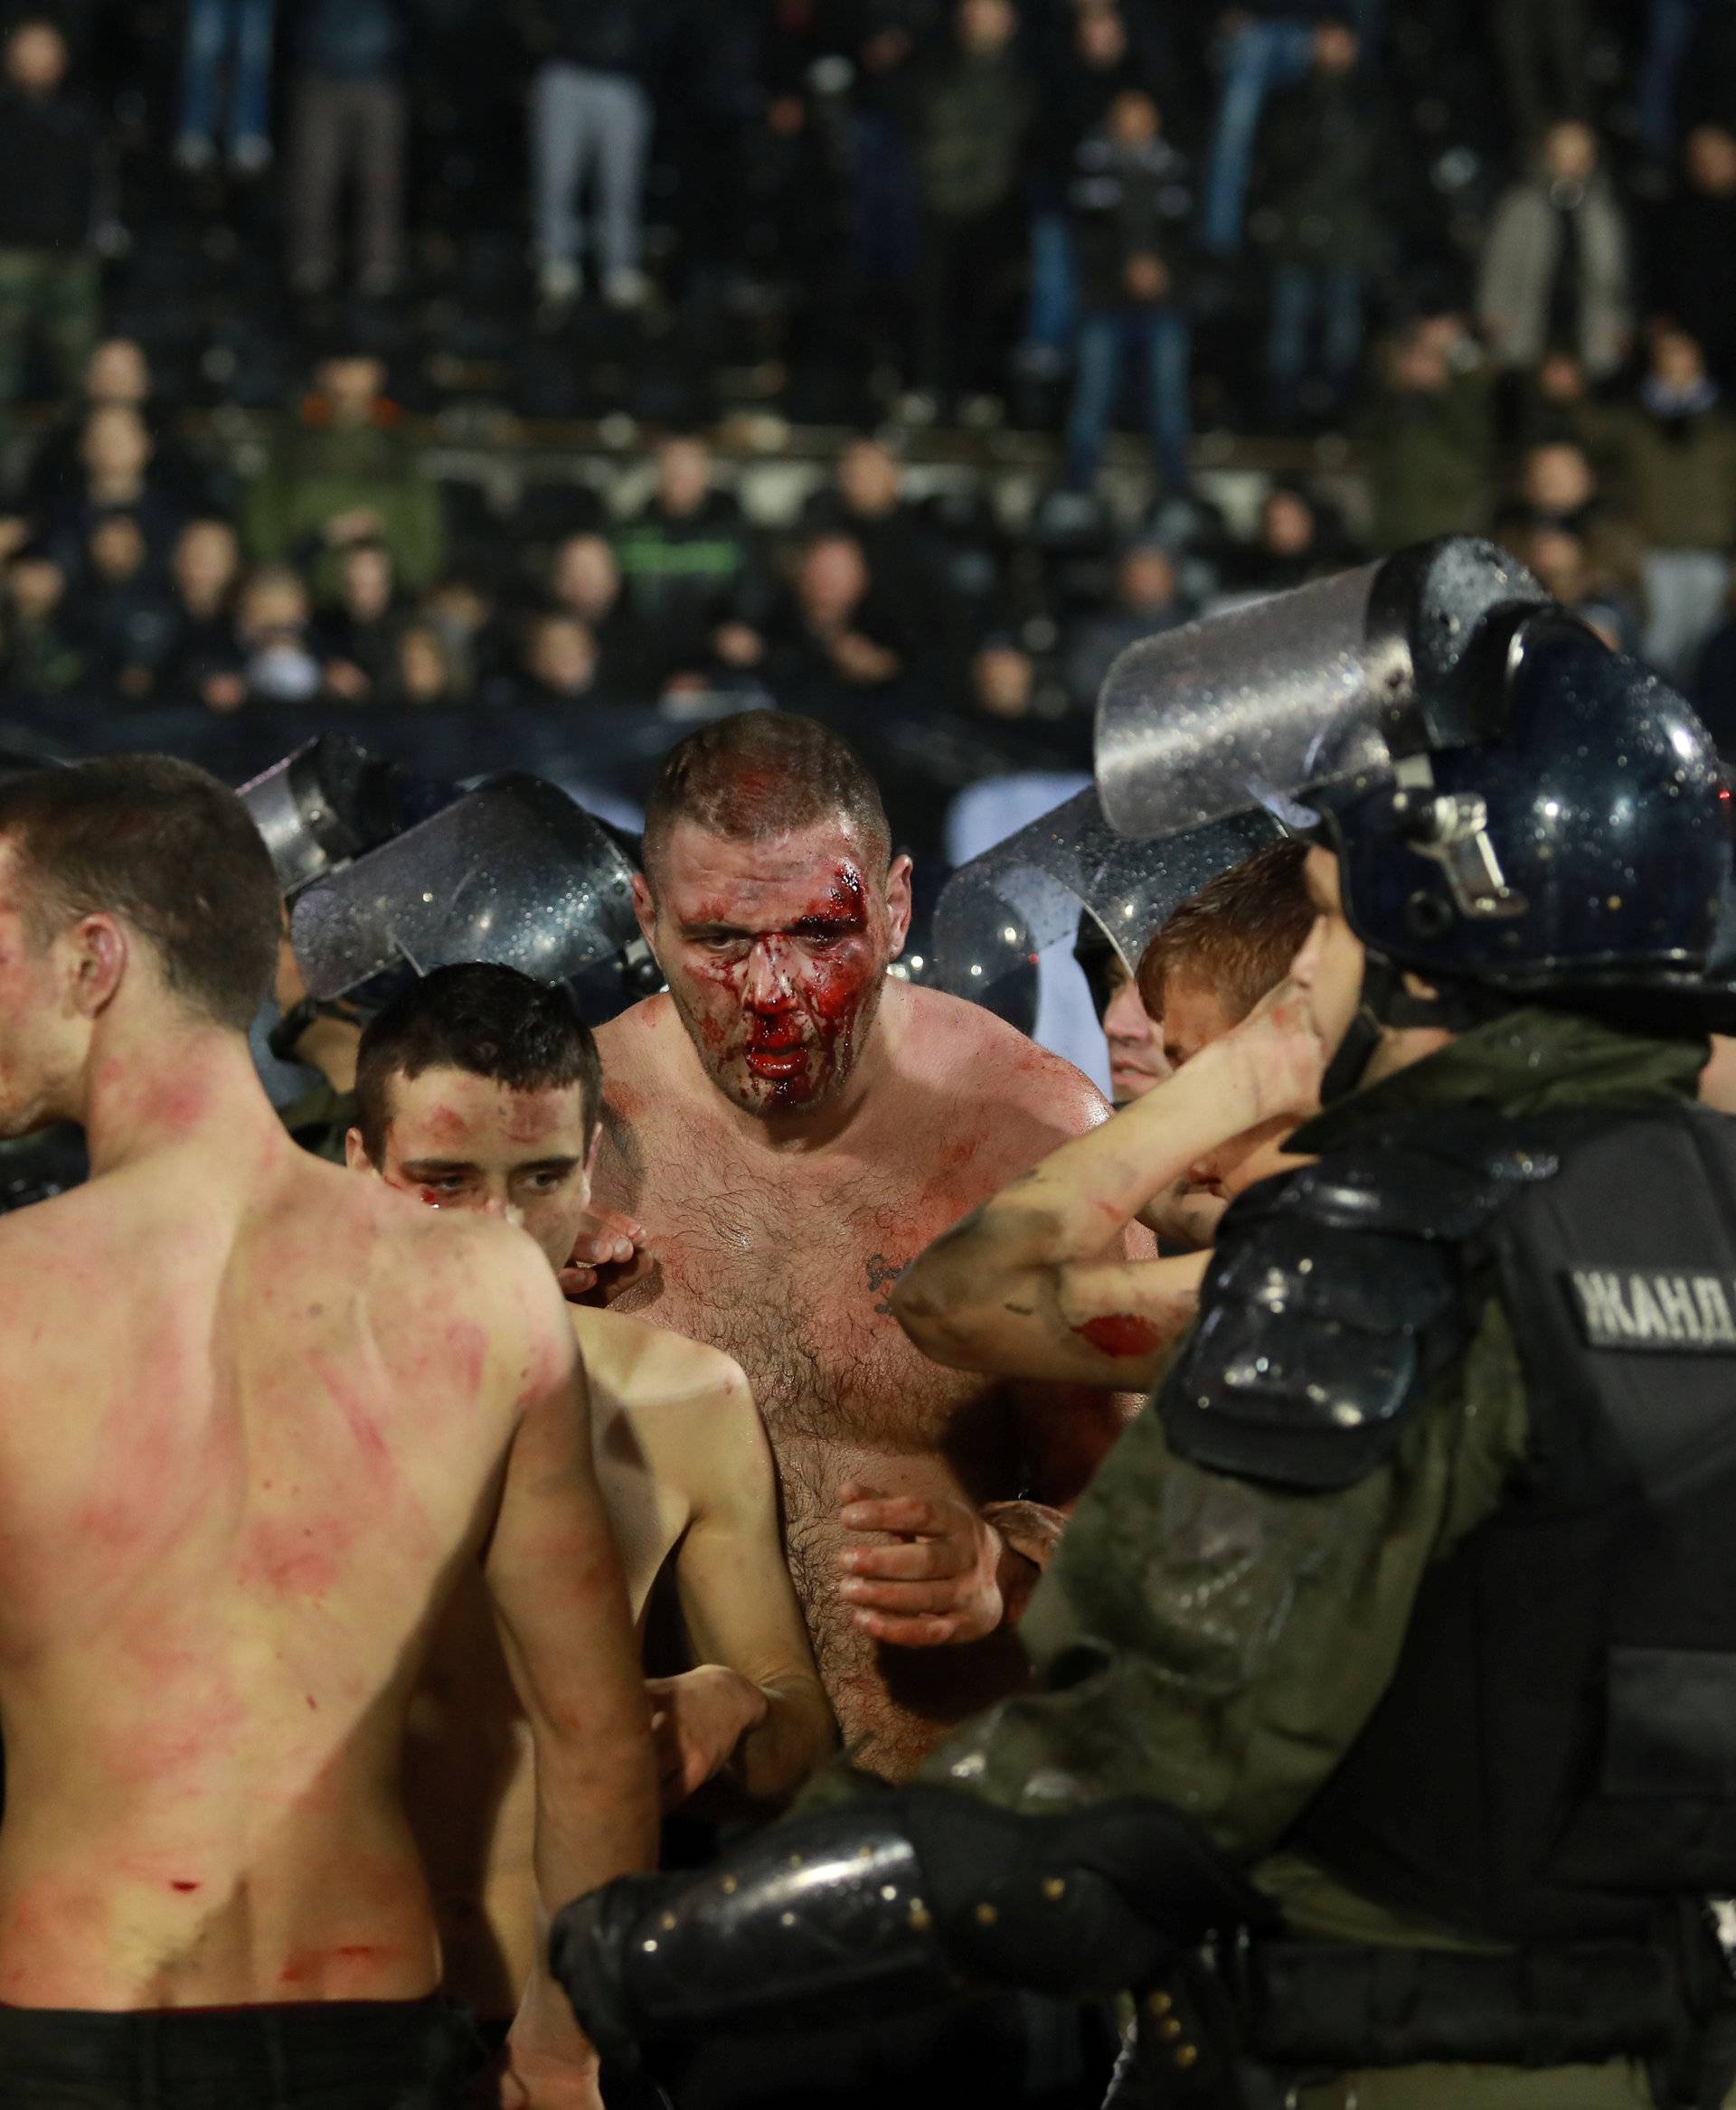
[884,853,915,959]
[63,913,128,1019]
[344,1128,373,1174]
[631,871,658,954]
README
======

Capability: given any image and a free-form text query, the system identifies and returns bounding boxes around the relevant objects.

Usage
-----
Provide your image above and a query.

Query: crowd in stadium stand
[5,0,1736,749]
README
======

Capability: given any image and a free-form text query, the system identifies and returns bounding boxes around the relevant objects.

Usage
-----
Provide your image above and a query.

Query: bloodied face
[639,816,913,1118]
[347,1064,592,1267]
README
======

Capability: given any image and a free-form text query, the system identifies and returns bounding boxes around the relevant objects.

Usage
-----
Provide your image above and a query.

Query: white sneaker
[540,259,581,306]
[230,136,273,176]
[603,268,651,310]
[174,132,215,174]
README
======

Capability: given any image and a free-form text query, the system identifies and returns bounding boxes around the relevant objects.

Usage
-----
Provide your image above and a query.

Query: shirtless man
[0,758,656,2108]
[590,714,1146,1781]
[343,962,835,2025]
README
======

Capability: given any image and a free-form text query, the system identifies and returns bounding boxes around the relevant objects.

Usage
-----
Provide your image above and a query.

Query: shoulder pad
[1159,1111,1560,1493]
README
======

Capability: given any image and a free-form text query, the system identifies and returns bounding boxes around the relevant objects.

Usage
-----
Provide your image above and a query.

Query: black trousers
[0,1996,483,2108]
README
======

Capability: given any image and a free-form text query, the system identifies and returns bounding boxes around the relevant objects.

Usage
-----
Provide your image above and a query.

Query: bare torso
[0,1139,540,2011]
[594,981,1126,1779]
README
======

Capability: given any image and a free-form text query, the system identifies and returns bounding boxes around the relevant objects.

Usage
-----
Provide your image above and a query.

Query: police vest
[1159,1097,1736,1945]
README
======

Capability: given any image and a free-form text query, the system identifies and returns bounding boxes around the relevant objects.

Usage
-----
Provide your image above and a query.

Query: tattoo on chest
[863,1252,910,1317]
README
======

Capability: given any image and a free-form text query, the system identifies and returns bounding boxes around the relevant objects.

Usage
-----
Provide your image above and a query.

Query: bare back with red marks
[594,979,1133,1779]
[0,1137,556,2011]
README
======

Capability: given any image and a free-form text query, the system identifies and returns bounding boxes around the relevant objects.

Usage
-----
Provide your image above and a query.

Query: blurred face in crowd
[1651,326,1708,390]
[971,642,1033,719]
[1523,441,1595,516]
[958,0,1016,56]
[838,441,901,520]
[86,339,150,408]
[1313,21,1358,73]
[340,543,394,623]
[1524,523,1589,603]
[5,21,68,93]
[318,356,387,422]
[1537,349,1586,403]
[350,1069,593,1271]
[1687,125,1736,196]
[527,614,597,695]
[173,520,239,615]
[656,438,712,518]
[1102,952,1167,1104]
[1118,547,1176,613]
[426,576,492,640]
[637,813,913,1119]
[7,556,65,624]
[551,533,621,622]
[89,515,146,586]
[797,536,870,628]
[239,569,311,642]
[1076,5,1127,68]
[1543,120,1598,185]
[397,626,454,703]
[1262,490,1316,556]
[1109,89,1160,146]
[81,405,152,487]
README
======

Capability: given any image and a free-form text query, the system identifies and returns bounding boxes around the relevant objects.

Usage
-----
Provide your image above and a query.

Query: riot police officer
[550,541,1736,2109]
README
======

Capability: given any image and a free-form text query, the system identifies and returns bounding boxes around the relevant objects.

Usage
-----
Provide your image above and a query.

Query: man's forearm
[733,1671,838,1804]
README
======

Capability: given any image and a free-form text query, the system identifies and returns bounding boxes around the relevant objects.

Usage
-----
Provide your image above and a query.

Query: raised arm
[656,1359,836,1808]
[484,1261,660,2105]
[891,982,1326,1391]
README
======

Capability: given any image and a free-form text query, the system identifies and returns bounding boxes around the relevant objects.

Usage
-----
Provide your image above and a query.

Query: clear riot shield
[239,734,408,900]
[1094,540,1544,842]
[288,774,640,1001]
[932,785,1281,1003]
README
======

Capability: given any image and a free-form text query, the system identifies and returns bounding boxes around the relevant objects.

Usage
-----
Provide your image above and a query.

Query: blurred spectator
[969,635,1038,719]
[1359,316,1494,548]
[1063,537,1186,705]
[68,512,180,700]
[0,542,86,705]
[524,0,661,308]
[509,609,600,708]
[614,436,761,674]
[1024,2,1150,377]
[1677,0,1736,141]
[1606,325,1736,679]
[22,339,206,517]
[44,406,187,574]
[0,20,99,426]
[424,574,510,690]
[388,621,472,707]
[1516,520,1640,653]
[1646,124,1736,387]
[1498,437,1646,607]
[802,436,971,667]
[244,351,443,594]
[547,530,659,693]
[321,538,405,701]
[1227,480,1355,592]
[1641,0,1709,159]
[176,0,275,174]
[1478,120,1632,381]
[719,532,910,701]
[910,0,1035,408]
[1250,15,1381,429]
[286,0,410,298]
[1061,87,1194,491]
[1490,0,1590,146]
[156,516,241,697]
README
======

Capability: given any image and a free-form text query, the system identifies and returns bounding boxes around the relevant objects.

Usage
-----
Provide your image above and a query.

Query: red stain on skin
[446,1320,486,1397]
[308,1352,395,1486]
[279,1945,388,1988]
[170,1880,199,1893]
[425,1104,468,1144]
[1074,1313,1164,1358]
[237,1519,343,1597]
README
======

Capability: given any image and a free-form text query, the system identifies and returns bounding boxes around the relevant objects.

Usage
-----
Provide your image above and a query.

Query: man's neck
[78,1019,285,1178]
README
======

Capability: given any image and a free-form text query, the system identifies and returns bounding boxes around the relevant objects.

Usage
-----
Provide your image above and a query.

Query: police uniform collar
[1294,1004,1708,1156]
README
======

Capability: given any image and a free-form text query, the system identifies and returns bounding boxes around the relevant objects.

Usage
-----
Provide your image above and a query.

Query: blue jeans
[1269,260,1363,416]
[1201,19,1315,254]
[1064,307,1191,489]
[1025,212,1078,359]
[179,0,276,152]
[1638,0,1705,156]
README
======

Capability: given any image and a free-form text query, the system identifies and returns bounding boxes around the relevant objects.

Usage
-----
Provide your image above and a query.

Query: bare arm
[485,1266,660,2099]
[661,1364,836,1806]
[892,985,1326,1391]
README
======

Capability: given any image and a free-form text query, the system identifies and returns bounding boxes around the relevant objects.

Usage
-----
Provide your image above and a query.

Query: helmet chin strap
[1320,953,1501,1104]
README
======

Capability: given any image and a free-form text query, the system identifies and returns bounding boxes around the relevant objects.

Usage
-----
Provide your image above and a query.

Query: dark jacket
[1645,185,1736,386]
[911,43,1035,219]
[1249,70,1382,270]
[1358,368,1495,551]
[521,0,662,78]
[297,0,409,80]
[1066,132,1192,312]
[0,87,98,253]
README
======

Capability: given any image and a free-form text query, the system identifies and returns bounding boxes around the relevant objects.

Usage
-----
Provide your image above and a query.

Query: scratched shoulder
[903,984,1110,1142]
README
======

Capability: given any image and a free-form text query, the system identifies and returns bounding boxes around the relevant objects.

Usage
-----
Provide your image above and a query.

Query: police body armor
[1164,1094,1736,2081]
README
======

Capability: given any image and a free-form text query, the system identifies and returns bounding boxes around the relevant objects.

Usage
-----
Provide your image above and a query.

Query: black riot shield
[288,774,641,1002]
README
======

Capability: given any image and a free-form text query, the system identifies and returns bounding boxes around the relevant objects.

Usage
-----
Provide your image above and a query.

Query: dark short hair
[641,712,892,890]
[0,755,280,1031]
[1138,839,1314,1022]
[353,962,601,1164]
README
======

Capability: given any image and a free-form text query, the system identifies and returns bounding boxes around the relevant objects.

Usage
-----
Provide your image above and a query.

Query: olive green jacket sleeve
[918,1299,1531,1859]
